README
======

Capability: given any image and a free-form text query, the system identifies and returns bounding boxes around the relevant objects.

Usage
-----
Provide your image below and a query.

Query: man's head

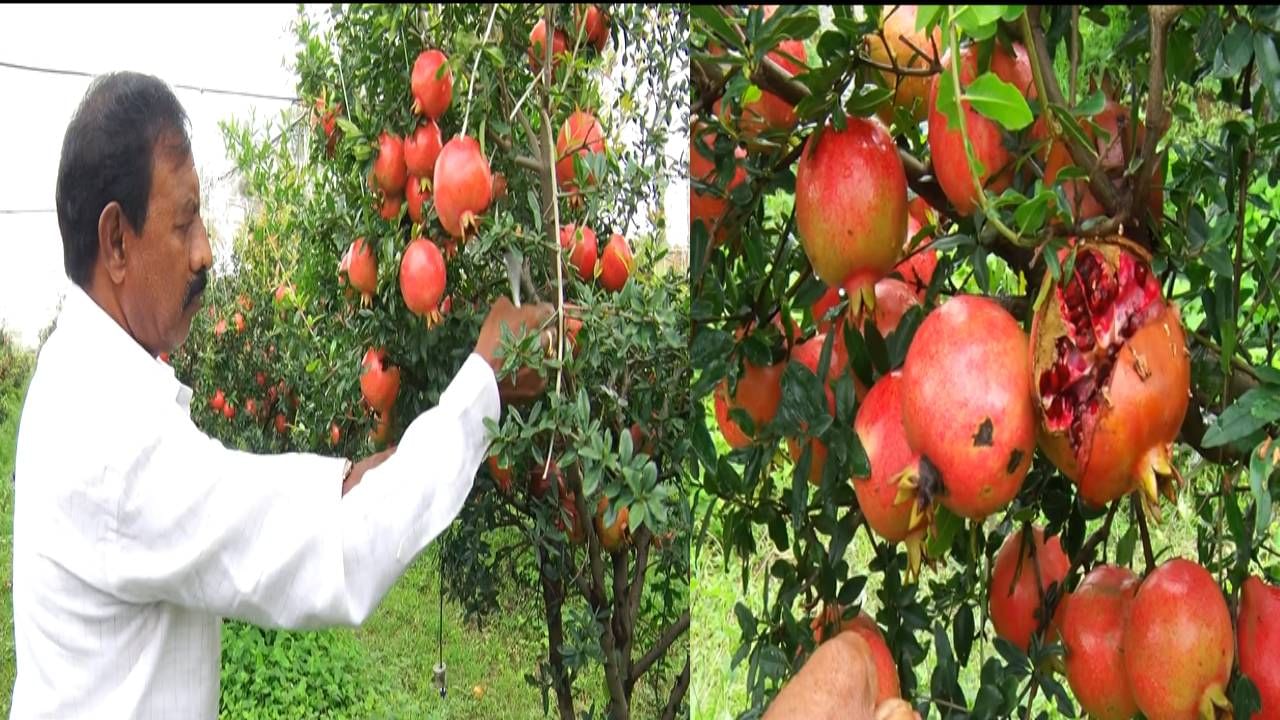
[56,71,212,356]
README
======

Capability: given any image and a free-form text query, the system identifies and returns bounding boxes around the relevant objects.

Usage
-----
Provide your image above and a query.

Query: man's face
[118,134,212,356]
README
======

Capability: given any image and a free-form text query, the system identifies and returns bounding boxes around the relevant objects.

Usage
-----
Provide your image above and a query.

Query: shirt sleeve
[104,353,500,630]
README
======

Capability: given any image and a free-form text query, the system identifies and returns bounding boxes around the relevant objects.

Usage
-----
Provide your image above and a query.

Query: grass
[690,395,1214,719]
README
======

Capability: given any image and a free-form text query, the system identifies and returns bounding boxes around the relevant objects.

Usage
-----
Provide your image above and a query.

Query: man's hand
[342,446,396,496]
[474,297,556,405]
[762,632,921,720]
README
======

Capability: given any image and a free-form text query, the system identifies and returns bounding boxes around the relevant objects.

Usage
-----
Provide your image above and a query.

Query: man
[763,633,922,720]
[10,71,553,718]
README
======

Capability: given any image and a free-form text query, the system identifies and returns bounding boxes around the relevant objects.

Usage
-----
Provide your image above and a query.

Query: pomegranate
[690,132,748,247]
[928,42,1035,216]
[433,135,493,239]
[559,224,599,282]
[907,195,936,226]
[529,19,568,70]
[360,347,401,415]
[233,312,245,334]
[400,237,447,326]
[377,193,402,222]
[595,497,630,553]
[530,460,559,500]
[274,413,288,435]
[210,389,226,412]
[1238,575,1280,718]
[405,175,430,225]
[734,6,807,138]
[1123,559,1234,720]
[555,110,605,193]
[244,397,258,419]
[411,49,452,120]
[989,526,1070,652]
[785,333,847,485]
[214,318,227,337]
[900,295,1035,520]
[577,5,609,52]
[341,238,377,305]
[1061,565,1140,720]
[313,96,342,156]
[794,117,907,315]
[894,215,937,300]
[372,131,407,197]
[599,234,633,292]
[223,401,236,420]
[255,372,266,388]
[492,172,507,200]
[488,455,514,495]
[1030,239,1190,514]
[404,121,443,178]
[852,371,927,575]
[329,423,341,447]
[864,5,943,125]
[714,361,785,449]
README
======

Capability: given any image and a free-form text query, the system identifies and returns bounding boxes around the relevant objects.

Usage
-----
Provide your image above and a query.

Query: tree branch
[539,549,577,720]
[1132,495,1157,572]
[1130,6,1186,229]
[630,611,690,685]
[659,658,690,720]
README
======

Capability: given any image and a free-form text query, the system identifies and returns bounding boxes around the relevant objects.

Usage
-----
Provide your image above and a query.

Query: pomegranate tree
[794,117,908,314]
[1030,239,1190,513]
[1123,559,1234,720]
[433,135,493,239]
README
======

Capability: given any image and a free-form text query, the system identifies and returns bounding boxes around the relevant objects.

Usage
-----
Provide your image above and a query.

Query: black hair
[55,71,191,288]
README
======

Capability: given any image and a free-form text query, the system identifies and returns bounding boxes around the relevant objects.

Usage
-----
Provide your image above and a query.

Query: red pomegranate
[530,460,561,500]
[210,389,226,412]
[555,110,605,192]
[928,42,1035,216]
[400,237,447,326]
[907,194,936,226]
[577,5,609,52]
[404,121,443,178]
[852,371,926,575]
[900,295,1035,520]
[599,234,633,292]
[714,361,785,449]
[1238,575,1280,718]
[411,49,452,120]
[795,117,907,315]
[1123,559,1234,720]
[360,347,401,416]
[274,413,288,435]
[488,455,514,495]
[864,5,943,125]
[559,224,599,282]
[734,5,807,138]
[814,279,919,388]
[313,96,342,156]
[329,423,341,447]
[340,237,377,305]
[1061,565,1140,720]
[529,19,568,70]
[1030,239,1190,514]
[377,193,402,222]
[810,285,844,334]
[405,175,430,224]
[434,135,493,239]
[784,333,846,485]
[372,131,407,197]
[894,215,937,300]
[690,132,748,247]
[989,527,1070,652]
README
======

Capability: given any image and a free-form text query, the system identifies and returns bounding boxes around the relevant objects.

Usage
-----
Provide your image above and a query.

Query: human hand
[762,631,921,720]
[473,297,556,405]
[342,446,396,496]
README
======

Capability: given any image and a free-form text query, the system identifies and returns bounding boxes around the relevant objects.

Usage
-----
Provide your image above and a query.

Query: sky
[0,4,689,350]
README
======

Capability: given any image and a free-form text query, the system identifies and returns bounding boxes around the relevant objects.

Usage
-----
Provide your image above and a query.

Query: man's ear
[97,201,129,285]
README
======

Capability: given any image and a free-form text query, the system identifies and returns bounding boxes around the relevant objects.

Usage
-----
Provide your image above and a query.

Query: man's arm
[103,353,499,629]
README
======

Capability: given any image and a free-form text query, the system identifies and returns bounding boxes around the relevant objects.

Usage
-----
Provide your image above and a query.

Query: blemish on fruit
[1006,449,1025,474]
[972,418,994,447]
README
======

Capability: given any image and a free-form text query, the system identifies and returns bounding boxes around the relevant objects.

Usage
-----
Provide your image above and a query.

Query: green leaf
[926,506,965,557]
[935,64,961,132]
[953,6,1006,41]
[954,604,976,667]
[915,5,943,32]
[1203,388,1280,448]
[1249,438,1276,543]
[846,85,896,117]
[1071,89,1106,117]
[1014,191,1052,234]
[1254,31,1280,107]
[692,5,738,48]
[1115,523,1138,567]
[963,72,1034,130]
[1212,23,1255,79]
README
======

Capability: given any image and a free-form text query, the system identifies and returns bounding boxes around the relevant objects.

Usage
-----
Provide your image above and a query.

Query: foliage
[171,4,690,718]
[690,5,1280,718]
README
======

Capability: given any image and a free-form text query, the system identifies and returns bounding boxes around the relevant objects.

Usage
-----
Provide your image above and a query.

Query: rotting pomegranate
[434,135,493,239]
[795,117,907,315]
[1030,238,1190,515]
[1238,575,1280,719]
[360,347,401,416]
[928,42,1035,216]
[411,49,453,119]
[989,526,1070,653]
[559,224,599,282]
[1123,558,1234,720]
[404,120,443,178]
[864,5,943,125]
[555,110,604,193]
[852,371,927,577]
[1061,564,1140,720]
[400,237,447,326]
[900,295,1035,521]
[372,132,407,197]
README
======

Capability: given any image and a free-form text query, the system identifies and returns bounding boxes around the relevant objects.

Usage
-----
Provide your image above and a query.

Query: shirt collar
[58,283,195,411]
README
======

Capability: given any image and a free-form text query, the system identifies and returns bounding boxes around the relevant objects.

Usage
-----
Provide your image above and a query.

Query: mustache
[184,269,208,309]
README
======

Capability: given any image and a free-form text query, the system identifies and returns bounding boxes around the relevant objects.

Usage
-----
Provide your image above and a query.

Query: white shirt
[10,284,500,719]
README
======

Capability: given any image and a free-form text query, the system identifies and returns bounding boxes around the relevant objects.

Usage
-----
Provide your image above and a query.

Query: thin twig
[460,3,499,138]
